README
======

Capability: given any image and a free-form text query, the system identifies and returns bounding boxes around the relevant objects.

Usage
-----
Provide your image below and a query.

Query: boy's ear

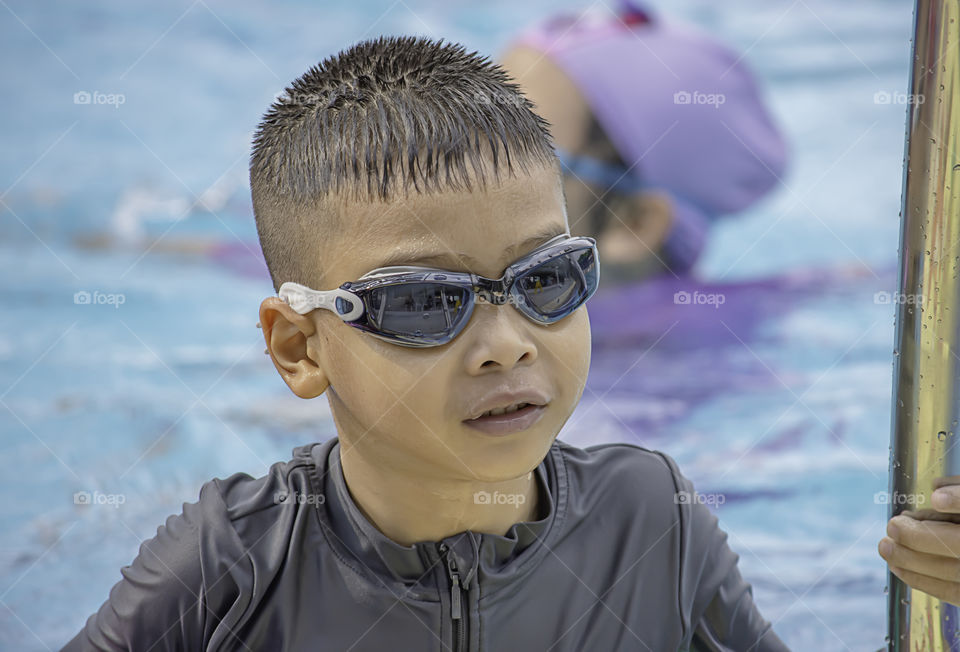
[259,297,330,399]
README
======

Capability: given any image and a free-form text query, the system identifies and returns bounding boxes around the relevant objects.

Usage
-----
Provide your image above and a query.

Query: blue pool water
[0,0,914,648]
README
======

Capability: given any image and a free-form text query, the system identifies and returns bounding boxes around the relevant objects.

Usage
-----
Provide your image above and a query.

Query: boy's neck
[338,446,541,547]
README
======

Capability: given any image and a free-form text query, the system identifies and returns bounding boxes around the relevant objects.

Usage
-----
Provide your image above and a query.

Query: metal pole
[888,0,960,649]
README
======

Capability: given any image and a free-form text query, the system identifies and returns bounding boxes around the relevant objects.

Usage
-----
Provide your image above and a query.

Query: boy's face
[275,161,591,483]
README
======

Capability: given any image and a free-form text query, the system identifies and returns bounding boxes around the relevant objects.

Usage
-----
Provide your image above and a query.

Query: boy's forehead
[333,162,566,280]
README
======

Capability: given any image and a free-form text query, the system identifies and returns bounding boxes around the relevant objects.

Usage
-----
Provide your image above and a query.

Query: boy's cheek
[550,311,592,389]
[327,356,412,426]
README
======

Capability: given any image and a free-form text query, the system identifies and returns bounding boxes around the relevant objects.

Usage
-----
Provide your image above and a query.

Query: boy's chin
[446,426,556,481]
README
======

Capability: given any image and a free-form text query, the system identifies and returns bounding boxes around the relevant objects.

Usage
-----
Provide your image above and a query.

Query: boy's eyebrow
[374,225,568,270]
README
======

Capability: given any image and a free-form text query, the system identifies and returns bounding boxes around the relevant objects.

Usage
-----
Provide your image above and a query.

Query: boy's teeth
[481,402,529,418]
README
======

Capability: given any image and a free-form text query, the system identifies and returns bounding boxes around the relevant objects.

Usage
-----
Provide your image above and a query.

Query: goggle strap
[277,282,365,321]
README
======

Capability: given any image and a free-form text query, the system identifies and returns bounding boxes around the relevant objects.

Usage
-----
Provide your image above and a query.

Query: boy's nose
[462,301,538,372]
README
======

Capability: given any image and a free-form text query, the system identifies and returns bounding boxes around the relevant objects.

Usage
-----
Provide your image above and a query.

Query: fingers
[888,515,960,557]
[883,493,960,607]
[887,563,960,607]
[932,485,960,513]
[879,536,960,583]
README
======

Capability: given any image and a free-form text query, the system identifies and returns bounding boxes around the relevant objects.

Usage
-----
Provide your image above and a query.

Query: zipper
[438,542,467,652]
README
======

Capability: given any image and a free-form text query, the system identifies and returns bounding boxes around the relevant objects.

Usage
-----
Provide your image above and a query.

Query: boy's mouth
[463,403,547,436]
[463,391,550,436]
[475,402,535,418]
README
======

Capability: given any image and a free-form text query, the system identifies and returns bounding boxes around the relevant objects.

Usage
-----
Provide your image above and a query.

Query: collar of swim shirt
[299,437,569,599]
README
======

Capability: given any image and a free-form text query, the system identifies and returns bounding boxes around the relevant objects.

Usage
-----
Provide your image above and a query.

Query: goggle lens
[364,283,472,339]
[515,247,598,323]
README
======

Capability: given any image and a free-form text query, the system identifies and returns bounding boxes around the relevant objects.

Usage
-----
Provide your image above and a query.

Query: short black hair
[250,35,560,292]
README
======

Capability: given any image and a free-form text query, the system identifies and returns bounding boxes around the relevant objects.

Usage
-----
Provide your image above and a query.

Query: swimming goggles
[277,233,600,348]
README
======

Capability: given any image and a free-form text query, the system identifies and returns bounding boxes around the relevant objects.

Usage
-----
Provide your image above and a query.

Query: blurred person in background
[499,1,789,286]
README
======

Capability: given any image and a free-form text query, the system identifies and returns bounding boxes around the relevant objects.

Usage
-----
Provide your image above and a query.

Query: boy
[64,36,788,651]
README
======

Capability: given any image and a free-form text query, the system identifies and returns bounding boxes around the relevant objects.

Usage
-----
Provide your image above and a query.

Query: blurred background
[0,0,912,649]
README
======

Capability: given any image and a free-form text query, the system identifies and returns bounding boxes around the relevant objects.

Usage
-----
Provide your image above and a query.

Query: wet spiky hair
[249,35,559,292]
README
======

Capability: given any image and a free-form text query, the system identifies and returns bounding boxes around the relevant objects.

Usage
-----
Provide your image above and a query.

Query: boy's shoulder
[61,444,329,650]
[206,444,315,504]
[552,438,697,534]
[554,437,691,498]
[207,442,322,521]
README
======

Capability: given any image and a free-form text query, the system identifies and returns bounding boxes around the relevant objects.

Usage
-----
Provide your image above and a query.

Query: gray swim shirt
[62,437,790,651]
